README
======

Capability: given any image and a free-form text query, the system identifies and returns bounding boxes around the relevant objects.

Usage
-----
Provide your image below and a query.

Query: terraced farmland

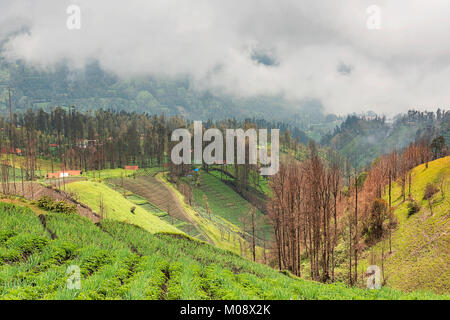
[110,176,188,222]
[1,202,445,300]
[193,171,272,240]
[65,181,181,235]
[108,176,206,240]
[209,166,272,196]
[109,173,268,257]
[195,172,262,226]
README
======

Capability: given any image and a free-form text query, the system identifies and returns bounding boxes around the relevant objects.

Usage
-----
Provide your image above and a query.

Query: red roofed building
[125,165,139,170]
[1,147,22,155]
[46,170,81,179]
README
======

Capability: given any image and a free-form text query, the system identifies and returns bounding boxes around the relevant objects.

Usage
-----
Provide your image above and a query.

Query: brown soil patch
[5,181,100,223]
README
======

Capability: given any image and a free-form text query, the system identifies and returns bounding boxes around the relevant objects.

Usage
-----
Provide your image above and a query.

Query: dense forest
[2,57,447,171]
[0,106,446,185]
[0,107,310,185]
[321,110,450,168]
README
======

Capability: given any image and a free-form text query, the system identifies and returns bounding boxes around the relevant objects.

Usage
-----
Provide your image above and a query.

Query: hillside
[321,113,450,168]
[360,156,450,294]
[64,180,182,235]
[0,202,446,300]
[108,173,209,241]
[0,58,327,124]
[159,173,266,258]
[61,170,263,258]
[194,171,265,229]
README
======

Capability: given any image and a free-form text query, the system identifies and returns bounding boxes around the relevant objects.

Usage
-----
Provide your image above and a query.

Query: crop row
[0,203,446,300]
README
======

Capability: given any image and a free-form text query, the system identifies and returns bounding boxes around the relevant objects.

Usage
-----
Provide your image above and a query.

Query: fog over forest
[1,0,450,115]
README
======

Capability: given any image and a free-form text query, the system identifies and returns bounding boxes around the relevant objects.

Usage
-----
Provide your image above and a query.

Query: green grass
[82,168,136,181]
[160,174,268,258]
[360,156,450,294]
[208,166,272,196]
[139,203,167,217]
[0,154,60,172]
[193,171,265,230]
[191,171,272,250]
[65,181,182,235]
[0,202,446,300]
[81,166,164,182]
[124,194,167,215]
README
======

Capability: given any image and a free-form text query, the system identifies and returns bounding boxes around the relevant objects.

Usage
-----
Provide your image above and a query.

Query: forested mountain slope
[0,58,325,124]
[321,111,450,168]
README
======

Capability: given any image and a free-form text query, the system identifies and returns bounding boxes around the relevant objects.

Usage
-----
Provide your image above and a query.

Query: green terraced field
[1,203,447,300]
[109,175,188,222]
[65,181,181,235]
[193,171,272,240]
[194,172,262,227]
[107,177,205,240]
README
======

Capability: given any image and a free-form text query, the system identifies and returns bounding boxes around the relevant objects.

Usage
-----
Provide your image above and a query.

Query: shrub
[407,200,421,216]
[37,196,77,214]
[53,200,77,214]
[363,198,388,244]
[37,196,54,210]
[423,183,438,200]
[0,230,16,245]
[0,247,21,263]
[165,263,183,300]
[81,250,112,276]
[9,234,49,256]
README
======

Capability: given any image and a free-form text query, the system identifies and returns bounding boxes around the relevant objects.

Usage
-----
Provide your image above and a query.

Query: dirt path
[4,181,100,222]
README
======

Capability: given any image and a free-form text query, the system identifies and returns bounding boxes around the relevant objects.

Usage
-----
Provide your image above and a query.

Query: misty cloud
[337,63,353,76]
[0,0,450,115]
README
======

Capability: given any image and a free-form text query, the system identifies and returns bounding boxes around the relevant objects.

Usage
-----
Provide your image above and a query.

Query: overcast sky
[0,0,449,115]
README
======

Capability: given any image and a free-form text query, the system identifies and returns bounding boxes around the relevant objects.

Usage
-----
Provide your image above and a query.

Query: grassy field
[81,168,136,181]
[107,175,207,240]
[0,155,59,180]
[108,172,262,253]
[109,175,188,222]
[159,174,268,259]
[81,166,164,181]
[1,202,447,300]
[191,171,272,252]
[193,171,266,230]
[207,165,272,196]
[360,156,450,294]
[0,154,60,172]
[64,181,182,235]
